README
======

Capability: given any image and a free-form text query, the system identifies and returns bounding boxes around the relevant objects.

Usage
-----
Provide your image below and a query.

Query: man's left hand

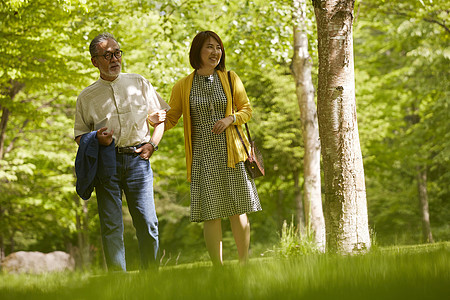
[134,143,155,160]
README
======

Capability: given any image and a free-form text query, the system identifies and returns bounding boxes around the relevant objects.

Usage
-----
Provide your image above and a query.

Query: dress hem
[190,208,262,223]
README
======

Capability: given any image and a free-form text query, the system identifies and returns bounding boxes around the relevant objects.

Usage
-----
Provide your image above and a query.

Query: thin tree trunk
[277,188,285,229]
[417,167,434,243]
[313,0,371,253]
[292,0,326,251]
[73,168,91,269]
[9,230,15,254]
[0,205,4,261]
[406,106,433,244]
[0,80,25,160]
[0,236,4,261]
[81,199,90,265]
[294,172,306,234]
[0,106,10,160]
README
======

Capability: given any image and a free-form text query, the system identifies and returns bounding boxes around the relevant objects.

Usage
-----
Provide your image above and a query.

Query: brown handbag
[227,71,265,178]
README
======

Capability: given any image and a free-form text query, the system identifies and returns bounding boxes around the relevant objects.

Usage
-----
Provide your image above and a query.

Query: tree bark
[0,106,10,161]
[0,80,25,160]
[0,205,4,261]
[81,198,91,266]
[294,172,306,234]
[73,166,91,268]
[313,0,371,253]
[417,167,434,243]
[0,235,4,262]
[292,0,325,251]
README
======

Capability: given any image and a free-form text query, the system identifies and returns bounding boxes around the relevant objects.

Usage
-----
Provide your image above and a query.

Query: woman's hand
[212,116,234,135]
[148,110,167,125]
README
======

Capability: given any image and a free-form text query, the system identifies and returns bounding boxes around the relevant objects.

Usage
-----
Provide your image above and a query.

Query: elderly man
[74,32,169,271]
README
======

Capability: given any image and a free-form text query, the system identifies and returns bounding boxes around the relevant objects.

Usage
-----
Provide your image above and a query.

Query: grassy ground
[0,242,448,300]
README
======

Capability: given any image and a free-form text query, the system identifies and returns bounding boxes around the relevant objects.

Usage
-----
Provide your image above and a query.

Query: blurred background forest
[1,0,448,269]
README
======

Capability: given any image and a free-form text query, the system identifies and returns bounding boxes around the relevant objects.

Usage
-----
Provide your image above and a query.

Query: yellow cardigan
[165,70,252,182]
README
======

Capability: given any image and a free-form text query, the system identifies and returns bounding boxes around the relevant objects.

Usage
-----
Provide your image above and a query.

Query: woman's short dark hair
[189,31,226,71]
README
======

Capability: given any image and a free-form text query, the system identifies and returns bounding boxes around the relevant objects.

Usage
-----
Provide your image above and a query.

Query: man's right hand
[97,127,114,146]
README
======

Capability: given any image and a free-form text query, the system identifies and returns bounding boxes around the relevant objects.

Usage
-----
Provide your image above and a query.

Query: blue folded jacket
[75,132,116,200]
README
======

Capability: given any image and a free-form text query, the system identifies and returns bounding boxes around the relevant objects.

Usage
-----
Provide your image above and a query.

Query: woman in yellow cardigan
[165,31,262,266]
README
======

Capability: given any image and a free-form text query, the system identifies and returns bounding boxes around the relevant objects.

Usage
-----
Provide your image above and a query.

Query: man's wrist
[148,140,158,151]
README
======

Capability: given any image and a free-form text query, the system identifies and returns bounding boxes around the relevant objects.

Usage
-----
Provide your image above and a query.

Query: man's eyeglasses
[93,50,123,60]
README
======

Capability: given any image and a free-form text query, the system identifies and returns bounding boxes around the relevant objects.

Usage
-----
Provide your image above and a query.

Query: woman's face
[199,37,222,70]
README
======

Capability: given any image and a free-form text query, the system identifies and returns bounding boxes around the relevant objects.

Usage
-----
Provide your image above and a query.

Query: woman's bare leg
[203,219,223,266]
[229,214,250,264]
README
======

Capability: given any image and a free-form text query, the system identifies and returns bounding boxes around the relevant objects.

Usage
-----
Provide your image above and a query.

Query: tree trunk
[73,173,91,268]
[0,80,25,160]
[277,188,285,229]
[405,106,433,244]
[0,205,4,261]
[81,198,91,265]
[0,106,10,160]
[313,0,371,253]
[292,0,325,251]
[9,230,15,254]
[294,172,306,234]
[417,167,434,243]
[0,235,4,261]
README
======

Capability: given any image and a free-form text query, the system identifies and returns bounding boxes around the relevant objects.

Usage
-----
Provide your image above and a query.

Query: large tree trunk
[313,0,371,253]
[292,0,325,251]
[417,167,434,243]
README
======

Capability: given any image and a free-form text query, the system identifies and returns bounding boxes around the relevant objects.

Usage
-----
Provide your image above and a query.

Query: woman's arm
[230,71,252,125]
[165,82,184,131]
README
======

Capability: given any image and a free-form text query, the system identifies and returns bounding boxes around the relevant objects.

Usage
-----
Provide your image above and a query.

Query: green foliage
[354,0,450,244]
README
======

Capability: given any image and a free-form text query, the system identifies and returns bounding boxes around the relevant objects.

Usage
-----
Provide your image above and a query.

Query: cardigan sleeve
[229,71,252,125]
[165,81,184,131]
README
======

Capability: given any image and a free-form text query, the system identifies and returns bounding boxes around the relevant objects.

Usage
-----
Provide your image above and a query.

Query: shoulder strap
[228,71,251,157]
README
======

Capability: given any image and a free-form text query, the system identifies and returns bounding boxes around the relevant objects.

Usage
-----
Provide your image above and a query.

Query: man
[74,32,169,271]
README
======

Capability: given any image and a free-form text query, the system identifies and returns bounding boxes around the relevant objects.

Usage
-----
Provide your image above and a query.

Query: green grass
[1,242,449,300]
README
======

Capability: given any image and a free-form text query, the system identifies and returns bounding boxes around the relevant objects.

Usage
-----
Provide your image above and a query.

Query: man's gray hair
[89,32,119,57]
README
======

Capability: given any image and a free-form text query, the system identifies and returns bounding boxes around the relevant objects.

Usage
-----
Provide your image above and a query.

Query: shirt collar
[98,73,122,85]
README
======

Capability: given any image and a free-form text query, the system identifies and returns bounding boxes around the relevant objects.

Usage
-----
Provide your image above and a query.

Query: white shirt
[74,73,170,147]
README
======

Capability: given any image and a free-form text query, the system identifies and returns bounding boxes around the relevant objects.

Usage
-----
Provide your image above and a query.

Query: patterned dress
[189,71,262,222]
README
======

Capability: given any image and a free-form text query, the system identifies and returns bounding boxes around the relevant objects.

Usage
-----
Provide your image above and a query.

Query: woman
[165,31,262,266]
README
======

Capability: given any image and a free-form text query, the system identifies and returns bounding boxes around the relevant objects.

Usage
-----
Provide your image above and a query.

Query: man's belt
[116,146,138,154]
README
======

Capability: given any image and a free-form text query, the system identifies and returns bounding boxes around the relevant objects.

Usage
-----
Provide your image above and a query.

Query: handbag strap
[227,71,251,158]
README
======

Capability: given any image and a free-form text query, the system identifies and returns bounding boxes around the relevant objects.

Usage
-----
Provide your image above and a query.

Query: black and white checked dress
[189,71,262,222]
